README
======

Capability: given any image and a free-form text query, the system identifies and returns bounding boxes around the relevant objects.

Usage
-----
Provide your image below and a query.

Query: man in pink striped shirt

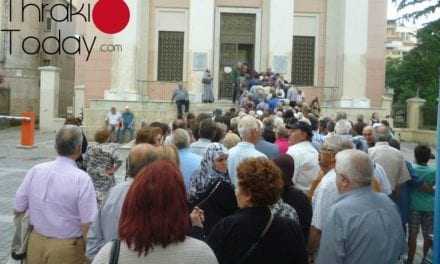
[15,125,98,264]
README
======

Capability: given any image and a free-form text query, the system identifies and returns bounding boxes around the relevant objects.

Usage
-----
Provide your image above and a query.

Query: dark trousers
[232,81,240,103]
[176,100,190,117]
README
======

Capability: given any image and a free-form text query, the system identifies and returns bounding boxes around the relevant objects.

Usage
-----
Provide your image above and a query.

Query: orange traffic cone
[17,112,36,149]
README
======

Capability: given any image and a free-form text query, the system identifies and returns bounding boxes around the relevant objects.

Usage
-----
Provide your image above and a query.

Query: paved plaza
[0,127,429,263]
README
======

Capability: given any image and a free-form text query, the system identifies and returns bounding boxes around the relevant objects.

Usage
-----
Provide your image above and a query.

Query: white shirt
[106,112,122,126]
[311,169,339,230]
[374,162,392,195]
[228,142,267,185]
[287,141,320,193]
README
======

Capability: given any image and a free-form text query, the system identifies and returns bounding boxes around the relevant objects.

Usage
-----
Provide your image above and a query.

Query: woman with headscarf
[188,143,237,236]
[273,154,312,241]
[202,69,214,103]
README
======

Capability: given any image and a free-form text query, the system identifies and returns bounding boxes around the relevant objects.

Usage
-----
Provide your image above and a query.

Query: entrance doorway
[219,13,256,100]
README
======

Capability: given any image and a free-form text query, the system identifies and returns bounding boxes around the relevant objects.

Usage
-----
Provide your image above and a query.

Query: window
[45,11,52,32]
[157,31,184,82]
[292,36,315,86]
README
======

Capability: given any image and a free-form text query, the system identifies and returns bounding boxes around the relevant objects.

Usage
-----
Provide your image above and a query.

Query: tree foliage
[392,0,440,21]
[386,19,440,127]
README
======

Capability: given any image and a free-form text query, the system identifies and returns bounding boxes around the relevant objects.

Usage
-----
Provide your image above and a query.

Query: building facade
[75,0,389,114]
[386,19,418,59]
[0,0,76,117]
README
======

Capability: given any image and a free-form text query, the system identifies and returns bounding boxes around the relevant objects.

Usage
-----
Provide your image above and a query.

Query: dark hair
[199,119,217,140]
[327,120,336,133]
[415,144,432,164]
[149,122,170,136]
[262,128,276,143]
[273,154,295,187]
[94,129,110,143]
[212,123,226,143]
[119,160,189,256]
[308,114,319,131]
[388,138,401,150]
[237,158,283,207]
[135,127,162,145]
[381,120,390,127]
[172,119,187,130]
[55,125,83,156]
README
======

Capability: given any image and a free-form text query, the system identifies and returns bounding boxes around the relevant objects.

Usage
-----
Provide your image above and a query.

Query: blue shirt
[317,187,405,264]
[228,142,267,185]
[255,139,280,159]
[311,131,325,151]
[178,148,202,191]
[121,111,134,128]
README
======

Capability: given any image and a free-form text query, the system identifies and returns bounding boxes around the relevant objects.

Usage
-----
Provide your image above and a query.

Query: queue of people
[12,99,436,264]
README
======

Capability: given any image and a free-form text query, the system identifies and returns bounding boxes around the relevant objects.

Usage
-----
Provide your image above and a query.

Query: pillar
[406,97,426,130]
[189,0,215,102]
[325,0,370,108]
[74,85,85,118]
[267,0,294,81]
[39,66,60,131]
[105,0,141,101]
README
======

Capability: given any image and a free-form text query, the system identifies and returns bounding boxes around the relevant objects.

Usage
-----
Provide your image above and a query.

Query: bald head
[362,126,375,146]
[127,144,160,178]
[335,149,374,193]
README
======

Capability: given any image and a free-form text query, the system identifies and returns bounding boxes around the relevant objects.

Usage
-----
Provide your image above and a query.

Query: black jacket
[206,207,308,264]
[282,186,312,241]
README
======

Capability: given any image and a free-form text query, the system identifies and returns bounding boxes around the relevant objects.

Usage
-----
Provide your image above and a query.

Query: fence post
[406,97,426,130]
[434,67,440,263]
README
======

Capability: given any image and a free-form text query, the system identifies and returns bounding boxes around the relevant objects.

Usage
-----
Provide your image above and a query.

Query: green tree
[386,19,440,128]
[392,0,440,21]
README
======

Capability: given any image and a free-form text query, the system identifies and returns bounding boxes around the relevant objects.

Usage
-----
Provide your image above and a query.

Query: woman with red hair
[92,160,218,264]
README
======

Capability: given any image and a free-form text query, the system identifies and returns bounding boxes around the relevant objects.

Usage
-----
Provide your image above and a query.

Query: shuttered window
[292,36,315,86]
[157,31,184,82]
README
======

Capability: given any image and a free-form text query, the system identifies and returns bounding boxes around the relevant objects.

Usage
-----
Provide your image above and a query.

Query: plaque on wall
[272,55,288,74]
[193,52,208,71]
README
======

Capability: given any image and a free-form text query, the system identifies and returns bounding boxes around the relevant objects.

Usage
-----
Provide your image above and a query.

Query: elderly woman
[92,160,218,264]
[135,127,163,146]
[85,129,122,206]
[206,158,307,264]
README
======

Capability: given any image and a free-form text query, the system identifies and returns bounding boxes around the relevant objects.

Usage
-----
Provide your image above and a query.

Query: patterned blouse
[84,143,122,193]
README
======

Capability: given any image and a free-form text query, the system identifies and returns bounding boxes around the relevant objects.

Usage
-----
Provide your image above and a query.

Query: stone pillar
[381,95,394,127]
[406,97,426,130]
[105,0,141,101]
[135,0,149,100]
[189,0,215,102]
[39,66,60,131]
[74,85,85,118]
[325,0,370,108]
[267,0,294,81]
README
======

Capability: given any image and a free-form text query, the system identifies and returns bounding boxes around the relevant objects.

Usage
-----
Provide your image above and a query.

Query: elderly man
[286,121,320,193]
[308,135,354,258]
[334,119,368,152]
[173,128,202,190]
[255,121,280,159]
[15,125,98,264]
[368,125,410,198]
[228,115,267,184]
[86,144,178,259]
[362,125,375,148]
[189,119,217,157]
[119,106,135,143]
[317,150,405,264]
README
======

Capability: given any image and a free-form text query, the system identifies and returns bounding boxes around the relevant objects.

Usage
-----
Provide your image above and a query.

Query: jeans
[118,127,134,143]
[176,100,190,117]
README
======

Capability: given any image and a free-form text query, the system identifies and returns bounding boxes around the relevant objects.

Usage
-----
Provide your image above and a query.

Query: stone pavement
[0,127,429,263]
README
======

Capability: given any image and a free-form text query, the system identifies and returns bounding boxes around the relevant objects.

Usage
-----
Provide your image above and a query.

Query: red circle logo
[92,0,130,34]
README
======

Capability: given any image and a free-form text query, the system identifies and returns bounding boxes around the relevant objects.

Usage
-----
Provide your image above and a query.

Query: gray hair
[55,125,83,156]
[238,115,259,140]
[172,129,190,150]
[335,149,373,188]
[322,135,354,153]
[374,125,391,142]
[335,119,352,135]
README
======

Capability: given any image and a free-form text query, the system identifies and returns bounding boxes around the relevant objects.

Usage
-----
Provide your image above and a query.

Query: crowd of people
[12,92,437,264]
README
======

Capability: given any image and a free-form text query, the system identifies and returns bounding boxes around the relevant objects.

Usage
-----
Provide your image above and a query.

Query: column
[189,0,215,102]
[406,97,426,130]
[39,66,60,131]
[74,85,85,118]
[325,0,370,108]
[135,0,149,100]
[267,0,294,81]
[105,0,140,101]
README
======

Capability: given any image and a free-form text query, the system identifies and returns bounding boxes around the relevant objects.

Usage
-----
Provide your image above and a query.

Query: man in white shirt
[228,115,267,184]
[286,121,320,193]
[308,135,354,258]
[105,107,122,142]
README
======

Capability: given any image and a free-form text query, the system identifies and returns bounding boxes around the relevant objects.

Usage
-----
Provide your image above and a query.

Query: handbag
[238,209,274,264]
[10,212,32,262]
[109,239,121,264]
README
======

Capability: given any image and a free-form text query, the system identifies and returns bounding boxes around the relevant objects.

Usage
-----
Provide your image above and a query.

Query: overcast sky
[387,0,440,28]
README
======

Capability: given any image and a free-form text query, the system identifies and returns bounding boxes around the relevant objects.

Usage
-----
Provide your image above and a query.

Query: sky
[387,0,440,28]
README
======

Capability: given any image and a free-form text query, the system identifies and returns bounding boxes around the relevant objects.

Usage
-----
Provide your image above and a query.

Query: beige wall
[394,128,436,146]
[366,0,387,107]
[216,0,262,7]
